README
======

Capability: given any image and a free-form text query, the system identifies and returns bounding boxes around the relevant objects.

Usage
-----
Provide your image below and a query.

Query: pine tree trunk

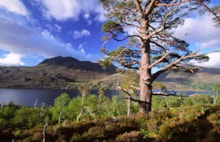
[139,41,152,114]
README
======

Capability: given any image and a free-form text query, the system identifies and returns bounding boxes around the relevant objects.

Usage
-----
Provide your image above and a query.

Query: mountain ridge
[38,56,116,73]
[0,56,117,89]
[156,66,220,91]
[0,56,219,91]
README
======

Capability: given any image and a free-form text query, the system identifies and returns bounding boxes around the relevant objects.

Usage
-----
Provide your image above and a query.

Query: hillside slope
[0,56,219,91]
[156,67,220,91]
[0,56,117,89]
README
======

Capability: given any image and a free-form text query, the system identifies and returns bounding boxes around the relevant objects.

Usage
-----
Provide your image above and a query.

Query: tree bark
[127,95,131,116]
[42,122,48,142]
[139,41,152,114]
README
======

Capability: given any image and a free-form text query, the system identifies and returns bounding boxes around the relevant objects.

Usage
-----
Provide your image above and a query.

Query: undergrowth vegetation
[0,93,219,141]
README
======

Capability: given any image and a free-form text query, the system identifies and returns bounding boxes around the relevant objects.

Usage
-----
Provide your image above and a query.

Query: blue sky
[0,0,220,68]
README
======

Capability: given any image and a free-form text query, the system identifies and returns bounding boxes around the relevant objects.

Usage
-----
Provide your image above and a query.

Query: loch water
[0,88,212,106]
[0,88,119,106]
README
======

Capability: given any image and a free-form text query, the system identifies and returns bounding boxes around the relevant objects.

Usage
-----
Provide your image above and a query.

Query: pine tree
[99,0,215,114]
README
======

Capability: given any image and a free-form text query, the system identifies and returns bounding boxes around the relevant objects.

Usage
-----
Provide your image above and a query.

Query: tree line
[1,89,219,131]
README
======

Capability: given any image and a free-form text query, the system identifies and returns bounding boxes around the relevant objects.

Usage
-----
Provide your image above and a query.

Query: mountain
[0,56,219,91]
[38,56,116,72]
[156,66,220,91]
[0,56,117,89]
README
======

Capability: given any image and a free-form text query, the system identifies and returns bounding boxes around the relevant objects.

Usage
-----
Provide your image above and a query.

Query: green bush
[12,107,41,127]
[0,118,8,130]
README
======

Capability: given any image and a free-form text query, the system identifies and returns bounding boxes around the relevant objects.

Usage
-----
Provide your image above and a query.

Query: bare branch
[118,61,139,70]
[112,34,143,42]
[130,84,140,91]
[122,21,140,29]
[135,0,144,16]
[118,86,149,104]
[144,0,153,12]
[149,52,170,69]
[101,34,113,49]
[144,0,157,15]
[113,47,129,59]
[120,84,180,97]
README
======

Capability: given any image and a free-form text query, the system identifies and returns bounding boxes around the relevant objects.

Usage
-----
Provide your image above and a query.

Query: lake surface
[0,88,119,106]
[0,88,79,106]
[0,88,212,106]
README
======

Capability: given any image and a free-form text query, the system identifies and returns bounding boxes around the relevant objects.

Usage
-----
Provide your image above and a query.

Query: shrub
[82,126,105,141]
[116,131,143,142]
[207,113,220,125]
[12,107,41,128]
[0,118,8,130]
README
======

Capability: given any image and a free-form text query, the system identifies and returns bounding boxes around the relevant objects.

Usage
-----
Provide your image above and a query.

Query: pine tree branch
[150,40,168,52]
[197,0,220,22]
[130,84,140,91]
[149,52,170,69]
[135,0,144,16]
[112,34,143,42]
[144,0,157,16]
[122,21,140,29]
[118,86,149,105]
[144,0,153,12]
[155,0,220,22]
[155,0,192,7]
[152,50,220,81]
[152,54,191,81]
[147,1,181,40]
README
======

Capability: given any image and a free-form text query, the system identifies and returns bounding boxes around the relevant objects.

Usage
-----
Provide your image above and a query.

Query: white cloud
[0,53,24,66]
[73,29,91,39]
[41,0,79,20]
[38,0,105,21]
[0,0,29,16]
[78,43,86,55]
[0,11,95,65]
[46,24,62,33]
[174,13,220,68]
[83,13,93,25]
[94,4,107,22]
[124,26,139,35]
[174,13,220,49]
[0,0,105,66]
[192,52,220,68]
[84,13,90,19]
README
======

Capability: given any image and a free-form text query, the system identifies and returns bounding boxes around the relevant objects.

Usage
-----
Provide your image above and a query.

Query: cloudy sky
[0,0,220,68]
